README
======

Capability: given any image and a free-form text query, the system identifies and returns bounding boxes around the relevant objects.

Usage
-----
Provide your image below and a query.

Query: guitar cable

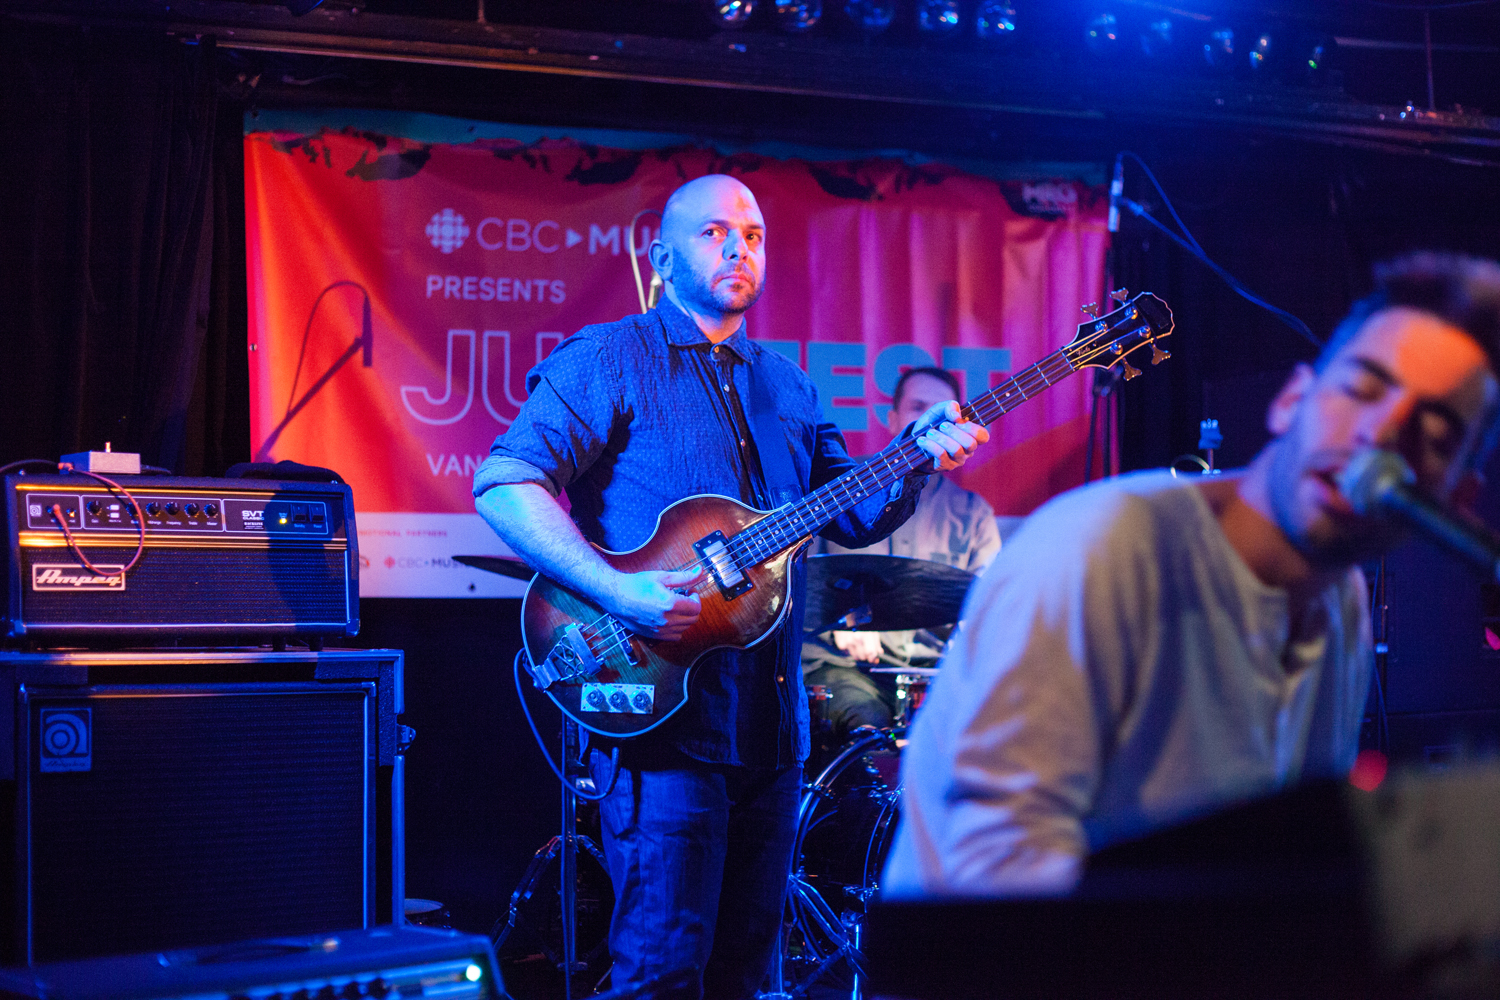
[513,648,623,803]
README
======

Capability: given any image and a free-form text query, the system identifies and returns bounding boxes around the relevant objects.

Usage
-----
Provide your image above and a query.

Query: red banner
[245,123,1108,596]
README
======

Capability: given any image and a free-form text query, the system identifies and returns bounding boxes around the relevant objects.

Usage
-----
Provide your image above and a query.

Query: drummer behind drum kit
[460,550,978,999]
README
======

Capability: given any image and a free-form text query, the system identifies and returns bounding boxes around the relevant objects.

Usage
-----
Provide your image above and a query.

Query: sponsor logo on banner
[426,209,470,252]
[32,564,126,591]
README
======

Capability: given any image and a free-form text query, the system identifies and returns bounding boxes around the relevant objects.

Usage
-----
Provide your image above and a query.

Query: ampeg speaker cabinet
[0,648,405,965]
[2,474,359,642]
[0,926,500,1000]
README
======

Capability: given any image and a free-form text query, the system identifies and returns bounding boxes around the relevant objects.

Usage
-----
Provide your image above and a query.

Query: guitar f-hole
[694,530,754,600]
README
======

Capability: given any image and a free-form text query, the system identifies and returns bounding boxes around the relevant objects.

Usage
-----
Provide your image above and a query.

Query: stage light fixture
[1248,31,1272,73]
[1084,13,1121,56]
[844,0,896,35]
[774,0,823,32]
[1140,18,1172,58]
[707,0,757,28]
[975,2,1017,42]
[917,0,962,37]
[1203,26,1234,71]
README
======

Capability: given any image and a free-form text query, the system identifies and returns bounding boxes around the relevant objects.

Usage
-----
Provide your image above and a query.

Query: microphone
[1337,449,1500,581]
[1107,154,1124,234]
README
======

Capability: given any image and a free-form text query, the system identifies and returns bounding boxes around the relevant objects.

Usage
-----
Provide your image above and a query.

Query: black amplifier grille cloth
[20,547,347,625]
[28,689,369,962]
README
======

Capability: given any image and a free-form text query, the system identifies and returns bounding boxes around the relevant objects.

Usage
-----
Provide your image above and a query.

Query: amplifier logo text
[31,565,126,591]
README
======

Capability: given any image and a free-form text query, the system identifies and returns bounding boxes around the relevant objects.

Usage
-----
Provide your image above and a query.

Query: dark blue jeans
[591,754,801,1000]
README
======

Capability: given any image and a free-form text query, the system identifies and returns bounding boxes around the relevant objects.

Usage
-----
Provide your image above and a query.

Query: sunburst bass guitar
[519,291,1174,737]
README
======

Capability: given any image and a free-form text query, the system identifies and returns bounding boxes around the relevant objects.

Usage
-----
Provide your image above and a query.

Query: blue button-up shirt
[474,298,926,767]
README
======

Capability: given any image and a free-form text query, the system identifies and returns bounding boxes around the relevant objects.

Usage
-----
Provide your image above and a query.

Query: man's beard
[1266,431,1402,569]
[680,259,763,315]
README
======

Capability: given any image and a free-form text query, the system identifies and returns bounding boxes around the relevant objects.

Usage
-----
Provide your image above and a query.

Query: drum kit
[460,550,975,1000]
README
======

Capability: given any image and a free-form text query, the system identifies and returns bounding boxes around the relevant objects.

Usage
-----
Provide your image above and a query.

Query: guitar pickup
[581,683,655,715]
[694,530,753,600]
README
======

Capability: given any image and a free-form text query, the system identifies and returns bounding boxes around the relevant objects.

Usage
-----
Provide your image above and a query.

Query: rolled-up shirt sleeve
[472,333,622,500]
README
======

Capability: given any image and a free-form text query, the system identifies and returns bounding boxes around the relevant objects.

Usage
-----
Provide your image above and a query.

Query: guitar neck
[729,344,1080,566]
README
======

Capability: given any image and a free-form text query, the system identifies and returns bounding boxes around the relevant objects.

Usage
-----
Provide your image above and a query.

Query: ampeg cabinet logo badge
[31,564,126,591]
[38,707,91,772]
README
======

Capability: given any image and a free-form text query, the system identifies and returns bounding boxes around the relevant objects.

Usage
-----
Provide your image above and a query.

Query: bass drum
[779,727,902,996]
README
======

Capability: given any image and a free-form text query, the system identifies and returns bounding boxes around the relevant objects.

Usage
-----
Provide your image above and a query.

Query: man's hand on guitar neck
[911,400,989,473]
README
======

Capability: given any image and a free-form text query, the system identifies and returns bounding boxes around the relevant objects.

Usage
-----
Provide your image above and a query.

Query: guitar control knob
[586,690,608,711]
[632,691,652,713]
[608,690,630,712]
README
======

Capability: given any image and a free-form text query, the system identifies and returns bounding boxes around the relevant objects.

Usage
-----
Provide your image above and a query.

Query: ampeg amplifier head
[2,474,359,642]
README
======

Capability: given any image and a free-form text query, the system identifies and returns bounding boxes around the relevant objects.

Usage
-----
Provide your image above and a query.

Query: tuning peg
[1109,288,1131,304]
[1150,341,1171,365]
[1080,302,1100,318]
[1121,358,1142,380]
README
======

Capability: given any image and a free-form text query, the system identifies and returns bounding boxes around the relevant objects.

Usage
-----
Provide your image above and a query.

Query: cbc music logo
[38,707,92,773]
[426,209,470,254]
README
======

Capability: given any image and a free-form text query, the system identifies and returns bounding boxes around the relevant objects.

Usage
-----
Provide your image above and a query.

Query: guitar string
[563,313,1157,665]
[571,317,1142,661]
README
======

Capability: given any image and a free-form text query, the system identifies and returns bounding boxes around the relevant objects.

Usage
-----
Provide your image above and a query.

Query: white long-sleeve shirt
[882,471,1372,897]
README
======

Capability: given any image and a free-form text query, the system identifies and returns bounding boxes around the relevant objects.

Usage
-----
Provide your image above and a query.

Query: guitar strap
[746,356,802,508]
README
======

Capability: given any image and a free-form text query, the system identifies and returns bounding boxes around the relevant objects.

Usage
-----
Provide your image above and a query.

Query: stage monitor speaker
[0,925,500,1000]
[0,648,405,965]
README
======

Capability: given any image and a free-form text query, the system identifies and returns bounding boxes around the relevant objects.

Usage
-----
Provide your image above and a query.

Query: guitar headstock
[1066,291,1175,380]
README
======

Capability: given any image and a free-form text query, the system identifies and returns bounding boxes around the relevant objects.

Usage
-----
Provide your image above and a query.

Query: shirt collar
[655,297,753,361]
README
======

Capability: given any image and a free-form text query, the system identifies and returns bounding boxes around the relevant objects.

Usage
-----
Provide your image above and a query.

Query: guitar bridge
[694,530,753,600]
[527,623,605,690]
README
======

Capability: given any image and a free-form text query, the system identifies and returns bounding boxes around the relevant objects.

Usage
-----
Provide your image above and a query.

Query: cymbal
[804,554,974,633]
[453,554,534,581]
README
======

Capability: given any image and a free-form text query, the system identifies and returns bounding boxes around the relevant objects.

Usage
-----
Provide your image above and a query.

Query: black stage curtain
[1113,146,1500,476]
[0,23,249,475]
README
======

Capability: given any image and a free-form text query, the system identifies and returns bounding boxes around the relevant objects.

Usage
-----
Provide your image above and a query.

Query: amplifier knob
[85,500,101,515]
[204,502,219,518]
[164,501,180,515]
[144,502,160,516]
[184,502,199,517]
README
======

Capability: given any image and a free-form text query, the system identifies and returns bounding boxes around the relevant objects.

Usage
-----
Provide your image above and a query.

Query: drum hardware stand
[768,728,896,1000]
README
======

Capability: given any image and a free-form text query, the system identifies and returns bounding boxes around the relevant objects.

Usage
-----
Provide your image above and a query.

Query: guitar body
[521,494,807,738]
[516,291,1175,739]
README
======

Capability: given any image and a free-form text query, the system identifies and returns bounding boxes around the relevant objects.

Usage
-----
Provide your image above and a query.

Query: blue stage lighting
[917,0,963,37]
[1249,31,1273,72]
[1085,13,1121,56]
[1140,18,1172,58]
[1203,26,1234,71]
[845,0,896,34]
[774,0,823,32]
[707,0,757,27]
[975,1,1017,42]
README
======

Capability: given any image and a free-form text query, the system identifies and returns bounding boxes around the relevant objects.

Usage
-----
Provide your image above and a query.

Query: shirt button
[723,384,731,392]
[776,675,785,683]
